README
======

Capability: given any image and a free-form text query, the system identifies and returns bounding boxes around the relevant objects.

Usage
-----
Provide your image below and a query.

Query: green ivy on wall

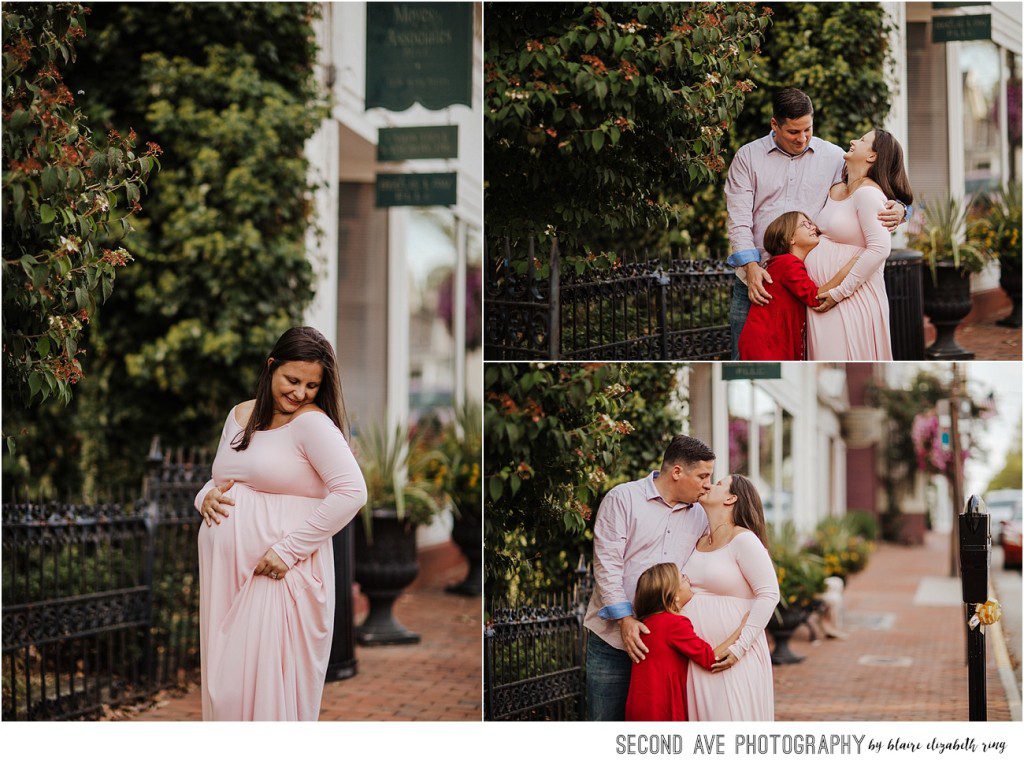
[3,3,328,498]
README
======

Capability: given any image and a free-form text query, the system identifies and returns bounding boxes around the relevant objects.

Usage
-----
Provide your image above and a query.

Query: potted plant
[441,401,482,596]
[353,422,445,645]
[911,196,993,360]
[767,523,827,665]
[974,185,1022,328]
[806,516,875,581]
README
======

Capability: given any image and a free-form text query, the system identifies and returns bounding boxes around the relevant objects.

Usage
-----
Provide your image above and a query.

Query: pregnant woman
[805,129,914,360]
[681,475,779,721]
[194,326,368,721]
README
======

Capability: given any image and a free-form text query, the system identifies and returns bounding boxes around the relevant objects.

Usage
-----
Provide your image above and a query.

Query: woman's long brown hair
[232,326,350,451]
[633,562,682,621]
[728,474,769,549]
[842,128,914,206]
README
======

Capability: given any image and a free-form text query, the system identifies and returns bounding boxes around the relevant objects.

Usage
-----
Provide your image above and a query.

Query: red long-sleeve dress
[738,253,823,361]
[624,611,718,721]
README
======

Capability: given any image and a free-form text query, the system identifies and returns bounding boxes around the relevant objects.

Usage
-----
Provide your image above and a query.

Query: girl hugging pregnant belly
[739,211,859,361]
[624,563,746,721]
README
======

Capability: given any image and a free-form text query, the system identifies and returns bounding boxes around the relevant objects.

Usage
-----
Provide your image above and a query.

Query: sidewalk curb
[989,588,1022,721]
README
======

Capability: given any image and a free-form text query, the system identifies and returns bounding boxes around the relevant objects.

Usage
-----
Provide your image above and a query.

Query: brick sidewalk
[131,543,481,722]
[924,289,1021,361]
[774,531,1012,721]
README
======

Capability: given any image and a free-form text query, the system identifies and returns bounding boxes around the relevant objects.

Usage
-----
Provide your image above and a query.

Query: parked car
[999,500,1022,571]
[985,489,1022,544]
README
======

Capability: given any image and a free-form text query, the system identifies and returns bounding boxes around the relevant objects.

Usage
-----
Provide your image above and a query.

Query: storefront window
[727,381,751,477]
[961,41,1003,194]
[1009,52,1022,185]
[780,410,794,527]
[408,208,457,422]
[465,225,483,403]
[754,387,775,521]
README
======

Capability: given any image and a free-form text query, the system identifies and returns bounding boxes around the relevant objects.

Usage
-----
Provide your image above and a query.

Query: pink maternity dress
[681,530,779,721]
[194,405,367,721]
[805,185,893,360]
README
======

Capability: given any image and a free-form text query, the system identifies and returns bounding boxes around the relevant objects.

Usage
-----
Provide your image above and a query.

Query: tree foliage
[485,2,768,257]
[2,3,159,432]
[484,2,895,264]
[666,1,896,259]
[484,362,688,599]
[3,3,328,497]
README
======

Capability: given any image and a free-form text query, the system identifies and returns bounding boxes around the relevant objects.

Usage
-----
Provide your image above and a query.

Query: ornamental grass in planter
[353,423,445,645]
[911,196,993,360]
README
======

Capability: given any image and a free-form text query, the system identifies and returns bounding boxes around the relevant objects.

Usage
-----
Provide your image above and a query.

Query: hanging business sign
[375,172,457,207]
[721,363,782,381]
[378,125,459,161]
[365,2,473,111]
[932,13,991,42]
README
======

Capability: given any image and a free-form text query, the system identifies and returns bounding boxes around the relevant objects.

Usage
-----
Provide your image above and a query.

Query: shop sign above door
[932,13,991,43]
[365,3,473,111]
[721,363,782,381]
[378,126,459,161]
[375,172,457,207]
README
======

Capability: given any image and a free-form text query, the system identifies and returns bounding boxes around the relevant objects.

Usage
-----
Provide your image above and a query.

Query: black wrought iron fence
[485,237,732,361]
[484,564,593,721]
[1,446,208,720]
[485,238,926,361]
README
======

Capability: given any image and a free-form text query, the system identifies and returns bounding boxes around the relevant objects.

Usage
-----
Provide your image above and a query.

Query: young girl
[738,211,859,360]
[624,563,746,721]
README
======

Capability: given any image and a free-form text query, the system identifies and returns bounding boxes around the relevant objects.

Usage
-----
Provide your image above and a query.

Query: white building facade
[686,364,850,537]
[303,2,483,433]
[885,2,1022,291]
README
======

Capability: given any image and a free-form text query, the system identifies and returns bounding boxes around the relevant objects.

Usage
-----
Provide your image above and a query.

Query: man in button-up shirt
[583,435,717,721]
[724,87,908,359]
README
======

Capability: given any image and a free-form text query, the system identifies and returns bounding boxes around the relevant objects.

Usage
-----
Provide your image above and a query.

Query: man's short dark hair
[772,88,813,124]
[662,435,715,469]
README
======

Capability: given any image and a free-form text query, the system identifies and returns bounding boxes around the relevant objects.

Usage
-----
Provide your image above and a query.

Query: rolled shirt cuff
[827,287,845,303]
[598,601,635,620]
[903,203,913,223]
[270,541,299,570]
[727,248,761,268]
[728,643,744,660]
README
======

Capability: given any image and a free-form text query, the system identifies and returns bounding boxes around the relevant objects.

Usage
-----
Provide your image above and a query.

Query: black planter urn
[922,262,975,360]
[446,505,482,597]
[997,255,1022,329]
[353,507,421,645]
[766,605,808,665]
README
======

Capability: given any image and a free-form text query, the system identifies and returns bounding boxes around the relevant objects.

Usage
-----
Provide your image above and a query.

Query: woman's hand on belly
[710,652,739,672]
[812,294,839,313]
[199,479,235,526]
[253,547,290,580]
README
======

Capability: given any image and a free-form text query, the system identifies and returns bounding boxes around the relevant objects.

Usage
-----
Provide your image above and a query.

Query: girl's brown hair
[762,210,809,257]
[633,562,683,621]
[728,474,769,549]
[232,326,350,451]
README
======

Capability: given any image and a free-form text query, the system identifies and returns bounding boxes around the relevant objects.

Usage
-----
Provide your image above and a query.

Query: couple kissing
[583,435,780,722]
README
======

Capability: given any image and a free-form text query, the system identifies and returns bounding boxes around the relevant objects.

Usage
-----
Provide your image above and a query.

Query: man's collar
[645,471,692,510]
[766,131,814,158]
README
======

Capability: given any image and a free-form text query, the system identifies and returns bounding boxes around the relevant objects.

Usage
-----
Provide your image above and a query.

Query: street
[992,545,1022,699]
[774,532,1015,721]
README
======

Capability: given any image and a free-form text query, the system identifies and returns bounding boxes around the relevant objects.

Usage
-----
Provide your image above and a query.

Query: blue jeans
[729,279,751,361]
[585,631,632,721]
